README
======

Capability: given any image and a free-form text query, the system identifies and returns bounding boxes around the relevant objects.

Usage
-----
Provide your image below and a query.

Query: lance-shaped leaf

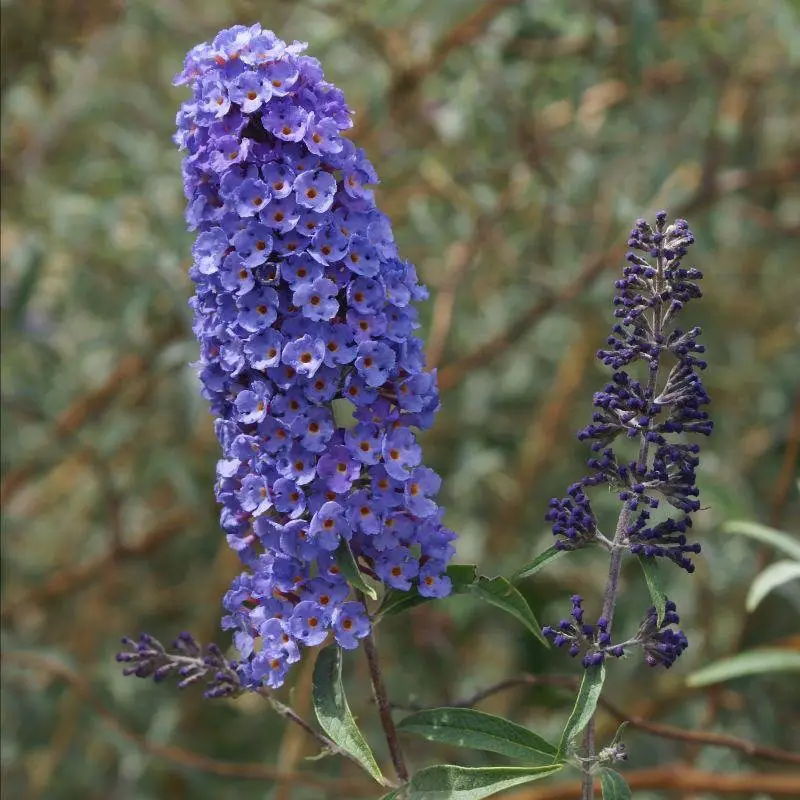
[336,539,378,600]
[600,768,632,800]
[687,649,800,687]
[723,521,800,561]
[397,707,559,764]
[556,663,606,758]
[513,545,567,581]
[312,646,386,784]
[637,556,667,624]
[375,564,477,621]
[468,576,549,647]
[746,561,800,612]
[406,764,564,799]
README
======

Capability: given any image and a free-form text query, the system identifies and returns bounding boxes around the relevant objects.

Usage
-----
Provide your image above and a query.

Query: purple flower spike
[170,24,454,691]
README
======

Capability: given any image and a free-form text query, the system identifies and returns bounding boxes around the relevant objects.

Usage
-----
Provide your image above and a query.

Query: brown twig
[2,651,376,796]
[359,594,409,783]
[1,509,195,622]
[505,765,800,799]
[449,674,800,765]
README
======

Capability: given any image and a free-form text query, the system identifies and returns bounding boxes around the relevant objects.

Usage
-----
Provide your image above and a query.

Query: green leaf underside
[637,555,667,625]
[335,539,378,600]
[687,649,800,687]
[513,545,566,581]
[468,576,549,647]
[397,707,558,764]
[376,564,478,620]
[723,521,800,561]
[557,664,606,759]
[599,768,632,800]
[311,646,385,784]
[406,764,564,799]
[746,560,800,612]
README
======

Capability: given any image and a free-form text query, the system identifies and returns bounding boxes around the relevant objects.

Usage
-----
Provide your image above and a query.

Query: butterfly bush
[542,212,710,668]
[164,25,455,690]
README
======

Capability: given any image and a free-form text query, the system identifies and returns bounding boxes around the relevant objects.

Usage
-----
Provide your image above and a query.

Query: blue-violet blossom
[172,25,455,690]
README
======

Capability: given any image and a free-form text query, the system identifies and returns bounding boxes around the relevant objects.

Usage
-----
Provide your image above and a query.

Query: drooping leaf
[513,545,566,581]
[599,768,631,800]
[375,564,477,620]
[557,664,606,758]
[687,649,800,687]
[312,646,386,784]
[637,556,667,624]
[723,521,800,561]
[746,560,800,612]
[335,539,378,600]
[406,764,564,799]
[468,576,549,647]
[397,707,558,764]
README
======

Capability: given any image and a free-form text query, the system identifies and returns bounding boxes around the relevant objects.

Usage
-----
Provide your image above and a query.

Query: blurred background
[2,0,799,798]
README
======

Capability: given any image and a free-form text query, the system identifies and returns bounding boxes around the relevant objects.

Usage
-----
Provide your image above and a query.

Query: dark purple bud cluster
[550,213,711,572]
[635,601,688,669]
[542,595,625,667]
[172,25,455,690]
[116,633,242,698]
[542,596,688,670]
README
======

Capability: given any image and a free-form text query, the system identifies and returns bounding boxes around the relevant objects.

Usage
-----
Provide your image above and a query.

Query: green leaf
[557,664,606,758]
[599,768,631,800]
[468,576,549,647]
[513,545,566,581]
[746,560,800,612]
[312,646,386,784]
[687,649,800,687]
[723,521,800,561]
[396,707,558,764]
[637,556,667,624]
[335,539,378,600]
[375,564,477,620]
[406,764,563,799]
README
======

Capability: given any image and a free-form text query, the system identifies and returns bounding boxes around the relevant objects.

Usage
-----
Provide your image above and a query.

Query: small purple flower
[262,163,295,199]
[405,467,441,518]
[345,423,383,466]
[282,334,325,378]
[309,225,350,265]
[293,277,339,321]
[309,500,349,550]
[234,381,271,424]
[331,602,370,649]
[418,561,452,598]
[294,170,337,213]
[192,228,229,275]
[382,427,421,480]
[355,340,396,388]
[244,329,283,371]
[288,601,329,646]
[235,178,272,217]
[375,547,419,590]
[317,445,361,494]
[230,71,270,113]
[237,286,279,331]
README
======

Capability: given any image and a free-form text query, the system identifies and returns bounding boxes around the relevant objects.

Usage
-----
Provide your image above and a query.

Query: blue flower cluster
[174,25,455,689]
[545,212,709,669]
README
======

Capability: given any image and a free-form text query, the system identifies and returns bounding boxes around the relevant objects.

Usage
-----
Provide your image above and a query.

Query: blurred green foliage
[2,1,799,798]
